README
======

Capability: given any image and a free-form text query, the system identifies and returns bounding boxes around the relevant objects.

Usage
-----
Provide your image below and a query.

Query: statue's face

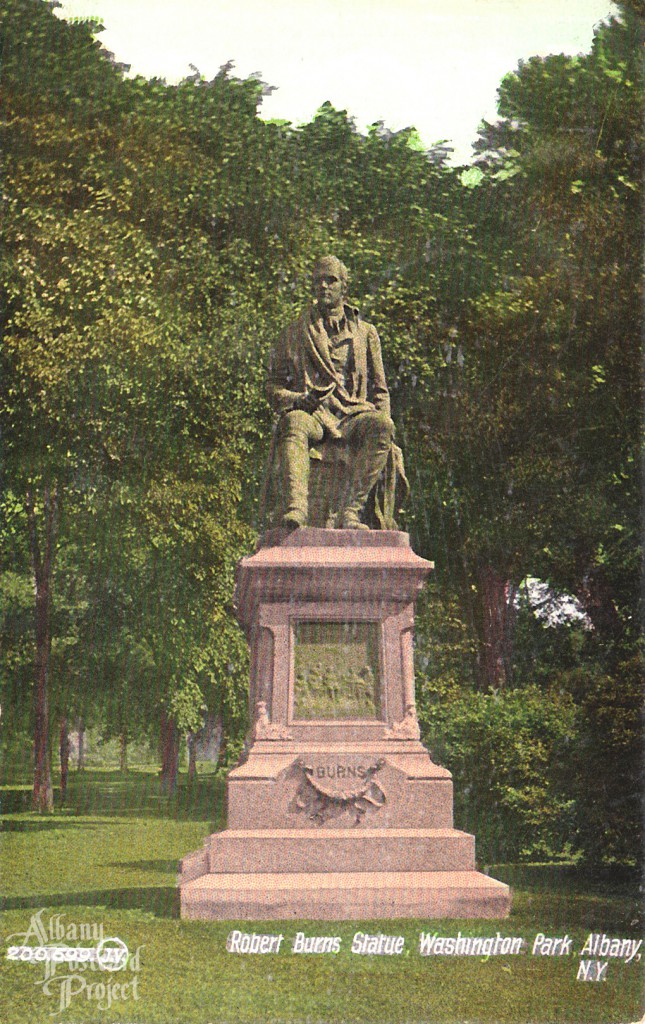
[313,267,344,313]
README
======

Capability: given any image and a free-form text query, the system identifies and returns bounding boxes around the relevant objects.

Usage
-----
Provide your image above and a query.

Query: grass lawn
[1,766,642,1024]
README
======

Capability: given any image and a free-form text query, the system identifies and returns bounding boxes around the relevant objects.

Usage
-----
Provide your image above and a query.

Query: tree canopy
[1,0,641,861]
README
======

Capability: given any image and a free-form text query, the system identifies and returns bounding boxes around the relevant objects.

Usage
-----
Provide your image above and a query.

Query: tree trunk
[76,717,85,771]
[475,565,516,691]
[160,709,180,794]
[26,485,58,813]
[59,716,70,804]
[119,731,128,774]
[203,713,222,763]
[215,719,228,770]
[580,571,622,648]
[187,731,197,780]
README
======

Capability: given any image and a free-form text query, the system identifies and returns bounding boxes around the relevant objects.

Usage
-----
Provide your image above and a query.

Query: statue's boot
[340,411,394,529]
[281,433,312,528]
[274,410,324,528]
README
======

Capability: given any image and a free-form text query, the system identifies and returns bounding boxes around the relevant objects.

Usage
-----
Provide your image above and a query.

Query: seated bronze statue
[263,256,407,531]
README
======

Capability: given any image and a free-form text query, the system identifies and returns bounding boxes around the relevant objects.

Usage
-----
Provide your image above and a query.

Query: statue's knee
[277,409,312,438]
[368,411,395,438]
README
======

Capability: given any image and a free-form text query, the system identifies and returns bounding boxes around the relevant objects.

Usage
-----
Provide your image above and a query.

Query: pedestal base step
[180,869,510,920]
[204,827,475,875]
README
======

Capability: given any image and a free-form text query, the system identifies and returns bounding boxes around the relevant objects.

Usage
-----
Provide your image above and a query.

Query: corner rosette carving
[253,701,293,741]
[383,702,421,740]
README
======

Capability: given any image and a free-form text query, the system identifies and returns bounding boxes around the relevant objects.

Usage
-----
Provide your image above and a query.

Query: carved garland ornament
[295,758,386,825]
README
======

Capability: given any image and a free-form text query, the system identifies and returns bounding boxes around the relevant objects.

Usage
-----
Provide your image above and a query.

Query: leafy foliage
[421,680,578,862]
[560,657,643,867]
[0,0,641,862]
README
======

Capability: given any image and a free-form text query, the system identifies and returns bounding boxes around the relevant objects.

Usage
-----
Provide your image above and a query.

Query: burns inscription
[311,763,375,781]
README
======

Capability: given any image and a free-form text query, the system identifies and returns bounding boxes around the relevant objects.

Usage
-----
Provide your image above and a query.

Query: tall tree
[398,6,642,685]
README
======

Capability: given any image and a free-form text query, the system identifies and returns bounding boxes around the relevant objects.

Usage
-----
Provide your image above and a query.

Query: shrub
[558,656,643,868]
[418,679,577,862]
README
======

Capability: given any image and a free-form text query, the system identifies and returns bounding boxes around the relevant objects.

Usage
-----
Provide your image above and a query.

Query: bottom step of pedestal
[180,870,510,920]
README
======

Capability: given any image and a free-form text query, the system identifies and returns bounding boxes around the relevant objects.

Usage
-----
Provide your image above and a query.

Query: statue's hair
[312,255,349,289]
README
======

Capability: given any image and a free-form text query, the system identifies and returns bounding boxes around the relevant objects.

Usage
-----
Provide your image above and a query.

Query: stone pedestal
[179,529,510,919]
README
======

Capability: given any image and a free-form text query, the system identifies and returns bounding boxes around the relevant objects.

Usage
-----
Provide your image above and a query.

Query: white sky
[56,0,616,164]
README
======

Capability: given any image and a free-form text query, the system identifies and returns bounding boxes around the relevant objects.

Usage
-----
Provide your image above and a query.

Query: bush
[418,679,578,862]
[558,656,643,869]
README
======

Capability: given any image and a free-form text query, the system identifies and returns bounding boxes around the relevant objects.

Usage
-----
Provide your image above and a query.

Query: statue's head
[312,255,348,314]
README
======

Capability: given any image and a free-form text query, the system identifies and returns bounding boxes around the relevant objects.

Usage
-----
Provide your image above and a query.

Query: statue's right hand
[298,381,336,413]
[296,390,321,414]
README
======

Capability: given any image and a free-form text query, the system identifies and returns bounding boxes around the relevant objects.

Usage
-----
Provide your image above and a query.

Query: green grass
[1,767,642,1024]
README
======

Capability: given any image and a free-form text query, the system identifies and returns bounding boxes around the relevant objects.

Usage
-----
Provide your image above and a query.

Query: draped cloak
[266,304,390,425]
[263,304,407,529]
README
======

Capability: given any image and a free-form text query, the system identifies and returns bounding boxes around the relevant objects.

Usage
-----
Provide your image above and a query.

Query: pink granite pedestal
[179,529,510,919]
